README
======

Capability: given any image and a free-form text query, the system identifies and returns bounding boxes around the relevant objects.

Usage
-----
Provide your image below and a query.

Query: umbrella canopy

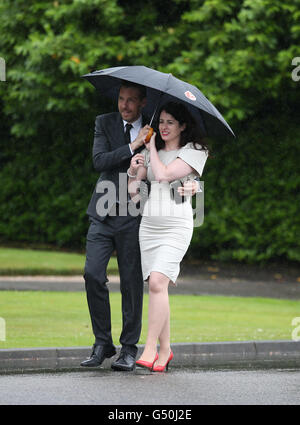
[82,66,235,140]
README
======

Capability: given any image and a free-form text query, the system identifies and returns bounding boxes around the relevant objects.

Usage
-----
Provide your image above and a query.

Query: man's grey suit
[84,112,146,357]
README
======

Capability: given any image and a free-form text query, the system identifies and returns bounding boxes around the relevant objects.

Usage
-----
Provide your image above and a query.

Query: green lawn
[0,247,118,275]
[0,291,298,349]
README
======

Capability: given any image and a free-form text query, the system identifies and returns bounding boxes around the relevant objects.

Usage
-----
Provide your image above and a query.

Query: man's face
[118,86,146,123]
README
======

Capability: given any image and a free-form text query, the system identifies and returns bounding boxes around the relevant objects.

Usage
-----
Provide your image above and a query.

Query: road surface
[1,366,299,406]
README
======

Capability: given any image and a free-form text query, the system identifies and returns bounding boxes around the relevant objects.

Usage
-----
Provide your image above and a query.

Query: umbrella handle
[145,127,154,142]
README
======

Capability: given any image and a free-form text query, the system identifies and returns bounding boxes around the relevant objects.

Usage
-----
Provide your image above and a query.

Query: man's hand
[130,125,152,152]
[177,179,199,197]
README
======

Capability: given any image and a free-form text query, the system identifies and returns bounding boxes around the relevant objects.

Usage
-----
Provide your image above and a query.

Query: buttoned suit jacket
[86,112,147,221]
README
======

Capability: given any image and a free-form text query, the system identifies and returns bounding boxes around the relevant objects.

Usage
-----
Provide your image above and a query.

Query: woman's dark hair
[154,101,209,153]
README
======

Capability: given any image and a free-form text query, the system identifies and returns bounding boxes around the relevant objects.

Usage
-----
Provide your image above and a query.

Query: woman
[127,102,209,372]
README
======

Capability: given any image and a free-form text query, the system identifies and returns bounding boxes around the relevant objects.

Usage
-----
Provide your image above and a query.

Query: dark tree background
[0,0,299,263]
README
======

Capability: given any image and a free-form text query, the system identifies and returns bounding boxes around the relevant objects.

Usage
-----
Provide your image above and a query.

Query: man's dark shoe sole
[111,363,136,372]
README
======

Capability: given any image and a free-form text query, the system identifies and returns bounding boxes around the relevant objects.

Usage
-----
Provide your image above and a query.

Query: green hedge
[0,113,97,249]
[0,108,299,263]
[191,106,300,263]
[0,0,299,263]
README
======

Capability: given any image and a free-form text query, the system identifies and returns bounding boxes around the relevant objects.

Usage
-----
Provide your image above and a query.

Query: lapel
[112,113,126,148]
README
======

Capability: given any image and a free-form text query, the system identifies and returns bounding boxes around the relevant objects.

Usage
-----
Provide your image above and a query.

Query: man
[81,81,150,371]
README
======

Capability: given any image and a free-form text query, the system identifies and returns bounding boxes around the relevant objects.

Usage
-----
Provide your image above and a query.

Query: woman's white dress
[139,142,208,285]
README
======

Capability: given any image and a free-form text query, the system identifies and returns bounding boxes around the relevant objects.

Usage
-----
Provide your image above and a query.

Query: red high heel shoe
[136,352,159,371]
[152,351,174,372]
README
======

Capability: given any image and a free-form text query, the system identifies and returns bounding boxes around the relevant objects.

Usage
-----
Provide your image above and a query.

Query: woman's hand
[129,153,145,176]
[144,131,156,151]
[177,179,198,196]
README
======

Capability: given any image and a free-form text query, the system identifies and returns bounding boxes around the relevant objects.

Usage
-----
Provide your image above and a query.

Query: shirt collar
[123,115,142,130]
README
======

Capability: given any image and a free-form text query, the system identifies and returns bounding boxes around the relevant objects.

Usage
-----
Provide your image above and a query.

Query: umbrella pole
[148,91,163,127]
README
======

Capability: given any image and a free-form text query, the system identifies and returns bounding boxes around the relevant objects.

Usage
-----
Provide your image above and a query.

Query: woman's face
[159,111,186,145]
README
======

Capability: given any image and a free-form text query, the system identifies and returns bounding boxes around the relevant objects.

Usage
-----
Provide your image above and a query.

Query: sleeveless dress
[139,142,208,285]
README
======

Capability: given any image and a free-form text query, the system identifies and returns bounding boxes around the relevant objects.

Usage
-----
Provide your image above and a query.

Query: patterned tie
[124,123,133,144]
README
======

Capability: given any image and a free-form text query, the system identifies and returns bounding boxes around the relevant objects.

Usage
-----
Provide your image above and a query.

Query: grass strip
[0,291,298,349]
[0,247,118,275]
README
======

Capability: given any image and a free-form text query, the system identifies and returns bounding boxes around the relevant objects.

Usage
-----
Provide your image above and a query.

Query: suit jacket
[86,112,147,221]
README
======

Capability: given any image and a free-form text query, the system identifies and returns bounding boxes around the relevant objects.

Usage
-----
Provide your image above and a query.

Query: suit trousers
[83,212,144,356]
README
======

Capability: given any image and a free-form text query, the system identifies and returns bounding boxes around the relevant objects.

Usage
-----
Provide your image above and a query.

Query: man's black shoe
[80,344,116,367]
[111,351,136,371]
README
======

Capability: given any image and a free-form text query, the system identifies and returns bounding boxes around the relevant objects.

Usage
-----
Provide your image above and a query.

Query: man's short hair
[120,80,147,100]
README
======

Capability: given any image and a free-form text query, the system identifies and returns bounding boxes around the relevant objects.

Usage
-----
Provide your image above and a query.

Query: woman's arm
[148,133,194,182]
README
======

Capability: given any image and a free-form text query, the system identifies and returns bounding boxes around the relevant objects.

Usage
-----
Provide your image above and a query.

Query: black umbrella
[82,65,235,140]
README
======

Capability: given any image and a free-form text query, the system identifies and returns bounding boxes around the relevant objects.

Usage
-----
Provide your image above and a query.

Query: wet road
[0,367,299,405]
